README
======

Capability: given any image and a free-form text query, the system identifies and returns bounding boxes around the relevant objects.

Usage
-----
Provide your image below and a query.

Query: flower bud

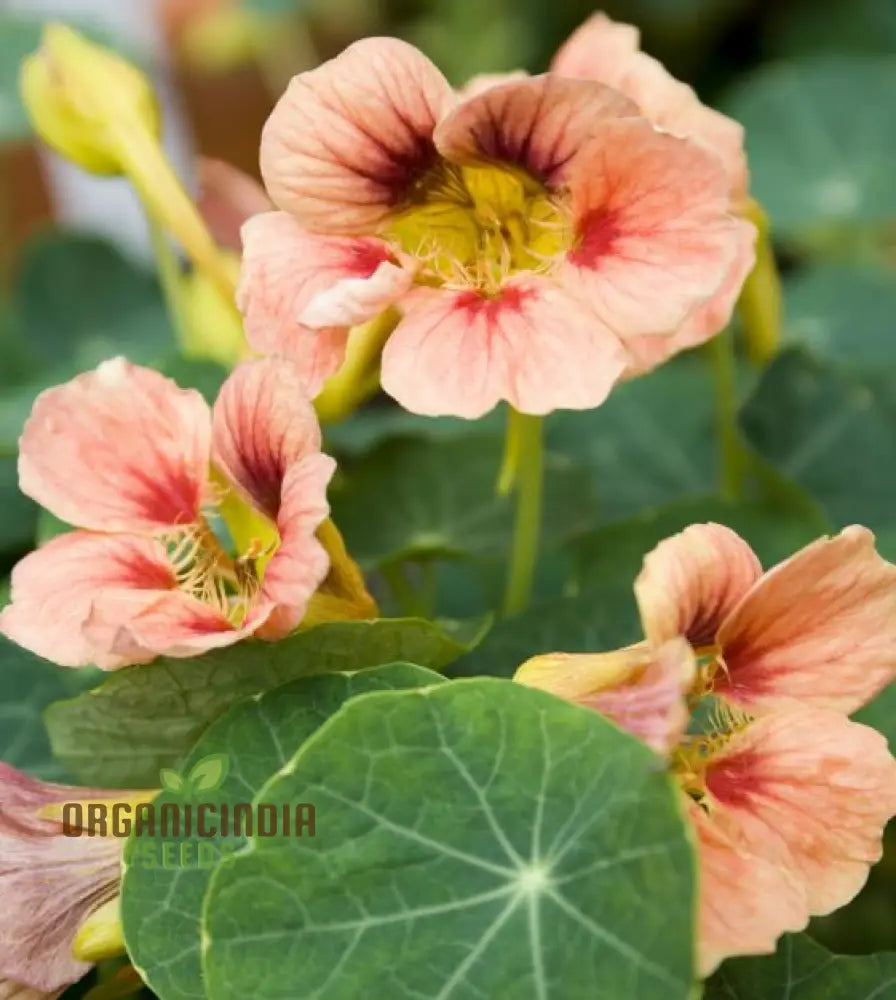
[20,23,160,174]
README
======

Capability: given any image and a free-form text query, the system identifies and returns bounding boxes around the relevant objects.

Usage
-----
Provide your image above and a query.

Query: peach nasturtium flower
[516,524,896,975]
[0,762,153,998]
[238,34,754,418]
[0,358,337,669]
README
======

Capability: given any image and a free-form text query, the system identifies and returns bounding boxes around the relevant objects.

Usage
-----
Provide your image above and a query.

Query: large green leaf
[448,588,640,680]
[545,359,718,523]
[704,933,896,999]
[45,616,486,787]
[330,432,597,568]
[783,264,896,374]
[575,495,830,594]
[0,635,98,780]
[202,679,697,1000]
[740,349,896,540]
[725,57,896,245]
[122,663,445,1000]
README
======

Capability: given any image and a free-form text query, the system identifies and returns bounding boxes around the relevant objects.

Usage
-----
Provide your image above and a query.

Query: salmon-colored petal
[212,359,328,521]
[716,526,896,714]
[260,37,455,234]
[0,981,60,999]
[198,157,271,251]
[561,118,742,337]
[703,710,896,921]
[0,765,122,993]
[551,13,748,204]
[435,74,637,186]
[550,12,640,78]
[634,523,762,648]
[238,212,409,395]
[18,359,210,534]
[458,70,529,99]
[380,277,629,417]
[0,532,181,669]
[622,220,755,377]
[688,800,808,976]
[254,454,335,640]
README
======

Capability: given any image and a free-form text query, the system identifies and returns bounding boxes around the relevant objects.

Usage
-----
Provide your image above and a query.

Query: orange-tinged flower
[0,763,153,997]
[238,36,753,418]
[515,524,896,975]
[0,358,335,668]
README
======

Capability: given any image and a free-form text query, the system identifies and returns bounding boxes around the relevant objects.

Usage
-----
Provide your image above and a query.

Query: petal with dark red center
[212,359,328,521]
[716,526,896,714]
[252,454,335,640]
[0,765,122,993]
[634,523,762,649]
[380,277,629,418]
[18,360,210,534]
[561,118,742,337]
[238,212,411,396]
[0,532,182,669]
[435,74,637,186]
[260,38,455,234]
[702,710,896,934]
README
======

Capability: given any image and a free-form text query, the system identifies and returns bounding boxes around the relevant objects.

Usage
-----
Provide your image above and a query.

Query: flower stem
[147,215,188,342]
[709,330,743,500]
[503,410,544,617]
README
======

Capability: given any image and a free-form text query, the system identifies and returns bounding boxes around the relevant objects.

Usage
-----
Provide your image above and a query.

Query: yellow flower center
[383,163,572,295]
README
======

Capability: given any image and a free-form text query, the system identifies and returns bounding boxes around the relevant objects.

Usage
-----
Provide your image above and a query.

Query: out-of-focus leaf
[0,15,42,142]
[704,933,896,999]
[0,454,37,555]
[768,0,896,58]
[783,263,896,373]
[740,349,896,543]
[725,57,896,246]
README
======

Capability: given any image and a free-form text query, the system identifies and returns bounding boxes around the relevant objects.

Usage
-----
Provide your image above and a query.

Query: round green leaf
[122,664,444,1000]
[726,57,896,243]
[705,933,896,999]
[202,679,697,1000]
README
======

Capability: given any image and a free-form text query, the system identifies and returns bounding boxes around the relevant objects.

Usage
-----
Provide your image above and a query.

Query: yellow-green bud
[20,23,160,174]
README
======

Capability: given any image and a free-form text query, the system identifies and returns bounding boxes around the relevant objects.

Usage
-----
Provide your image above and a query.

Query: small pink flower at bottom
[0,762,154,997]
[0,357,335,668]
[237,36,753,418]
[516,524,896,975]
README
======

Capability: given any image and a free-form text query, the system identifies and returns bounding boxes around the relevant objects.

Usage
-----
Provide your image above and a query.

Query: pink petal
[238,212,409,396]
[259,37,455,234]
[561,118,743,337]
[212,359,330,521]
[517,639,696,756]
[716,526,896,714]
[18,359,211,534]
[253,454,335,640]
[550,13,641,78]
[689,800,807,976]
[434,74,637,187]
[698,708,896,970]
[623,218,756,377]
[0,532,180,669]
[634,523,762,648]
[197,157,271,251]
[551,13,748,204]
[380,277,629,418]
[0,765,123,993]
[458,70,530,100]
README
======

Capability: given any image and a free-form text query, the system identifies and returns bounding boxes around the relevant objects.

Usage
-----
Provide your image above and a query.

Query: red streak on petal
[569,209,620,267]
[453,285,533,325]
[705,749,764,809]
[343,238,393,277]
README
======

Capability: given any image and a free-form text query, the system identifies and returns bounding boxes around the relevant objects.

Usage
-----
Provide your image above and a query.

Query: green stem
[147,215,189,344]
[503,410,544,617]
[710,330,743,500]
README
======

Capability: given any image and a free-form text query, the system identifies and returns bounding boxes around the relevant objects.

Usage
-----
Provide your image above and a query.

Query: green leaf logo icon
[187,753,230,794]
[159,768,185,794]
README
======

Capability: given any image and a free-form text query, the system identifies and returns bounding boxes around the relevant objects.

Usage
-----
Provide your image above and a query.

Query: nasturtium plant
[2,6,896,1000]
